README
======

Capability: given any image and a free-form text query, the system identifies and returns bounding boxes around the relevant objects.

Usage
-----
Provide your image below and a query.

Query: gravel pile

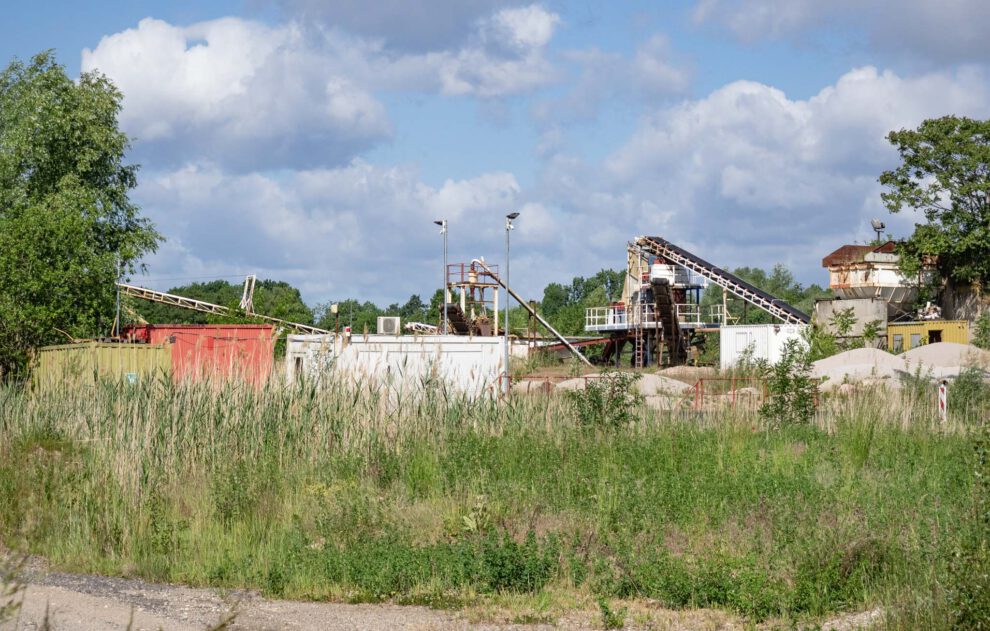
[554,377,588,391]
[812,348,907,390]
[901,342,990,369]
[636,373,695,396]
[511,380,553,395]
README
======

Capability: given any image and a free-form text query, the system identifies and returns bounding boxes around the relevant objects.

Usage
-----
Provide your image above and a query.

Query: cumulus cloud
[692,0,990,64]
[82,18,392,171]
[431,4,562,97]
[135,161,524,303]
[83,7,563,171]
[532,35,689,129]
[541,67,990,278]
[275,0,515,52]
[134,64,990,304]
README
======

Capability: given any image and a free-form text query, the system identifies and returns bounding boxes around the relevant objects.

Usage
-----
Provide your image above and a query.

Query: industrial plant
[29,220,989,398]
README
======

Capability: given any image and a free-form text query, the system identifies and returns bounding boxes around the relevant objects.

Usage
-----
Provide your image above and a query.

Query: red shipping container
[122,324,276,383]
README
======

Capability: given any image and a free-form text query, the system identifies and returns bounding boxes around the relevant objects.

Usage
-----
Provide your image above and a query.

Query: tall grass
[0,375,981,626]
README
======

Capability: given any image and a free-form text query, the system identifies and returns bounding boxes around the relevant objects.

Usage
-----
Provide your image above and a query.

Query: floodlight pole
[503,212,520,396]
[434,219,448,334]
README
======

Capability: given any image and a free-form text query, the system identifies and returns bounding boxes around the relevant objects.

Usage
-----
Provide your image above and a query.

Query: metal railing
[692,377,767,410]
[586,303,725,330]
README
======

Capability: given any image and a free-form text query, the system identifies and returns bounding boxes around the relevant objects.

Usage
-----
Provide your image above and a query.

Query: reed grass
[0,374,982,626]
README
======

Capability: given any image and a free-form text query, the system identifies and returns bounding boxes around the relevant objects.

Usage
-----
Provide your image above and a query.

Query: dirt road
[2,571,575,631]
[1,568,882,631]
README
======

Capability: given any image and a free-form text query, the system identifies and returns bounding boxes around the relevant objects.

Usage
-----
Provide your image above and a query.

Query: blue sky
[5,1,990,306]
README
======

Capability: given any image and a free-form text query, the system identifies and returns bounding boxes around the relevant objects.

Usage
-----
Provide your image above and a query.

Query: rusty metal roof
[822,241,896,267]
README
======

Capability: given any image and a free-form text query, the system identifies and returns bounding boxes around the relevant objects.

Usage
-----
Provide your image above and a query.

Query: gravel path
[0,565,883,631]
[2,571,563,631]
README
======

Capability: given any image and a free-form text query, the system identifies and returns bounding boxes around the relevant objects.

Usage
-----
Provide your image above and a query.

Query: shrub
[948,368,990,421]
[597,596,627,629]
[973,312,990,350]
[758,340,817,427]
[566,371,642,430]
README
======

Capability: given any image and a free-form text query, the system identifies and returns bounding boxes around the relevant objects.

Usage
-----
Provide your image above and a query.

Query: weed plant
[0,374,979,626]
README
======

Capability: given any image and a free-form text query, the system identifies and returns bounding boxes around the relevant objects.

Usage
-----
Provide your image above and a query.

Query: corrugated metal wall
[888,321,969,352]
[124,324,276,383]
[33,342,171,388]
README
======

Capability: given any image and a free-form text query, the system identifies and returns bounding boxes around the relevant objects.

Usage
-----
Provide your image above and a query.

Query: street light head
[433,219,444,226]
[506,212,520,220]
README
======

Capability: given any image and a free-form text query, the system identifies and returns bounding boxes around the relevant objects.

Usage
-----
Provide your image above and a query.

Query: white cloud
[634,35,690,96]
[136,161,524,303]
[531,36,690,129]
[433,4,562,97]
[82,18,392,170]
[692,0,990,64]
[486,5,560,50]
[275,0,515,52]
[539,66,990,283]
[83,7,563,171]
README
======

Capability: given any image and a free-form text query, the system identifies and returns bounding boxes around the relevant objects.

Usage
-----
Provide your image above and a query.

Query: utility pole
[434,219,448,334]
[503,211,520,396]
[114,259,122,337]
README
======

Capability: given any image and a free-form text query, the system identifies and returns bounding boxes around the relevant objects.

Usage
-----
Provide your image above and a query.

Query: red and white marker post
[938,380,948,423]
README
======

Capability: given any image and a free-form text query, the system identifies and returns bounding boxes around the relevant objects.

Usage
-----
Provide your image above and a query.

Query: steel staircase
[651,278,685,365]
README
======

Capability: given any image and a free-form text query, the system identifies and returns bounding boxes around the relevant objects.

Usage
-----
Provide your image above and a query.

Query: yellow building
[33,342,171,388]
[887,320,969,353]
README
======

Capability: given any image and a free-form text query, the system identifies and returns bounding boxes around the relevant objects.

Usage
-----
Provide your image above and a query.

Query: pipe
[470,259,593,367]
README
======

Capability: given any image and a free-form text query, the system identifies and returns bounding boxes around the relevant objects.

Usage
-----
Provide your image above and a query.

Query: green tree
[701,265,831,325]
[132,279,313,326]
[539,269,624,335]
[880,116,990,285]
[0,52,161,378]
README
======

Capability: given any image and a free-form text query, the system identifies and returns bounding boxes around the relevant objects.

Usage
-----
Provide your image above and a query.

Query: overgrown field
[0,377,985,628]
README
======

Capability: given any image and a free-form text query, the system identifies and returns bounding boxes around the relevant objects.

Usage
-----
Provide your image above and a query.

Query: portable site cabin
[286,333,504,398]
[887,321,969,353]
[719,324,808,370]
[33,341,171,388]
[123,324,276,383]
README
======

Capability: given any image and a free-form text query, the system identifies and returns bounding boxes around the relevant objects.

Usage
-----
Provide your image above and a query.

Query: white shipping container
[286,334,503,399]
[719,324,808,370]
[285,334,337,382]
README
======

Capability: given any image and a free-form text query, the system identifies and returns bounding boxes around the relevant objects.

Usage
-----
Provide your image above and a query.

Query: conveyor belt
[118,284,329,334]
[636,236,811,325]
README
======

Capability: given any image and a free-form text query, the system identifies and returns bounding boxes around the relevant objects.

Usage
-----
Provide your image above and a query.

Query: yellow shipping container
[887,320,969,353]
[33,342,171,389]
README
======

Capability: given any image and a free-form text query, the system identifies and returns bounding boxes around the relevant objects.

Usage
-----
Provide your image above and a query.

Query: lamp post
[433,219,448,334]
[503,212,520,396]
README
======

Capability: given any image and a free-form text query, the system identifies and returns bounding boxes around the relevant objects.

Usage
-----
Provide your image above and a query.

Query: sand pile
[636,373,695,396]
[511,380,553,395]
[554,377,587,391]
[812,348,907,389]
[657,365,716,380]
[901,342,990,369]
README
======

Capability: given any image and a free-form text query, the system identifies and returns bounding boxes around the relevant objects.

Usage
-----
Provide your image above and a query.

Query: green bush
[565,371,642,430]
[759,340,817,427]
[597,596,627,629]
[948,368,990,422]
[973,312,990,350]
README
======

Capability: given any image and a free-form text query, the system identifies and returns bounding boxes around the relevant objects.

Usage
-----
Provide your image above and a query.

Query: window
[910,333,922,348]
[892,334,903,352]
[928,330,942,344]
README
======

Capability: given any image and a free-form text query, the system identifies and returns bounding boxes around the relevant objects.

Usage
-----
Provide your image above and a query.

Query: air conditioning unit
[377,316,401,335]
